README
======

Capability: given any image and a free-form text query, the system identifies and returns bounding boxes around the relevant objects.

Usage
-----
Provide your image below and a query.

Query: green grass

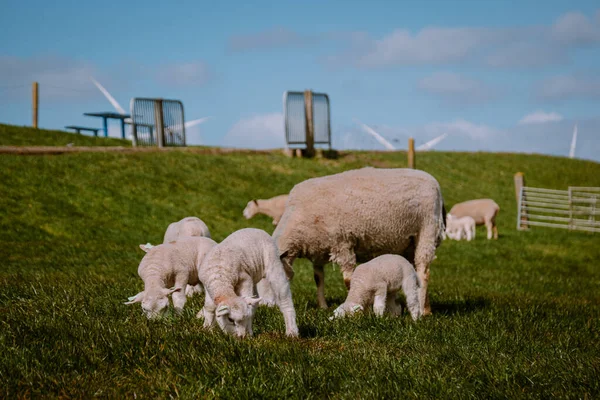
[0,123,131,147]
[1,128,599,398]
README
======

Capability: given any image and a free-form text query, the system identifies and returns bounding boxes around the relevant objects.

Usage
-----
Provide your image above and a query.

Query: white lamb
[273,167,446,316]
[445,214,476,241]
[125,236,217,319]
[243,194,289,225]
[330,255,422,321]
[163,216,212,296]
[449,199,500,240]
[198,228,299,338]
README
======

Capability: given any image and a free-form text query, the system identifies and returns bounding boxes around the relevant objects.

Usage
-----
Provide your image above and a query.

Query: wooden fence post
[304,89,314,157]
[32,82,39,129]
[514,172,528,229]
[408,137,415,169]
[154,99,164,148]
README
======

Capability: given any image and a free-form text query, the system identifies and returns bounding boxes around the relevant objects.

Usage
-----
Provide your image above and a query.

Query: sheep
[198,228,299,338]
[330,254,422,321]
[162,216,211,296]
[445,214,476,241]
[243,194,289,225]
[449,199,499,240]
[272,167,446,316]
[125,236,217,318]
[163,216,211,243]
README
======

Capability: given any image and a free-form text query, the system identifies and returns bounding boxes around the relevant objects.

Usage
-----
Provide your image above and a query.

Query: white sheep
[449,199,500,240]
[243,194,289,225]
[445,214,476,241]
[198,228,299,338]
[163,216,212,296]
[163,216,211,243]
[273,167,446,316]
[125,236,217,318]
[330,254,422,321]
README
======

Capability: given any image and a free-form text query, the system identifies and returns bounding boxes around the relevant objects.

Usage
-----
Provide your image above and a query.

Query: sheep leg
[492,224,498,240]
[201,291,217,329]
[313,262,328,309]
[386,291,402,317]
[373,286,387,317]
[267,263,299,337]
[484,217,494,240]
[171,275,188,313]
[414,233,436,316]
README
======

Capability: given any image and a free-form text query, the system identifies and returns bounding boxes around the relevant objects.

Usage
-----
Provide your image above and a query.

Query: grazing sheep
[163,216,211,243]
[330,254,422,321]
[449,199,499,240]
[125,237,217,318]
[273,167,446,316]
[445,214,476,241]
[243,194,289,225]
[198,228,299,338]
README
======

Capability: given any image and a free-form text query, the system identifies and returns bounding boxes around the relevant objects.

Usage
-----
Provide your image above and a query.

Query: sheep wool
[163,216,211,243]
[449,199,499,240]
[243,194,289,225]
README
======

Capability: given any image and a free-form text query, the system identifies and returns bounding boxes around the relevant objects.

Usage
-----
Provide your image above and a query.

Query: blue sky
[1,0,599,161]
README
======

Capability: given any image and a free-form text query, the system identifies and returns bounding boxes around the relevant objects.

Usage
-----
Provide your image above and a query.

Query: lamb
[125,236,217,318]
[243,194,289,225]
[449,199,499,240]
[330,254,422,321]
[163,216,212,296]
[445,215,476,241]
[198,228,299,338]
[272,167,446,316]
[163,216,211,243]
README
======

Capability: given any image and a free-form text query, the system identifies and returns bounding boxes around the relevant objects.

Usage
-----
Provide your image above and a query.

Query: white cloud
[223,113,285,149]
[422,119,499,140]
[518,111,564,125]
[156,62,211,87]
[536,75,600,101]
[551,11,600,46]
[418,72,496,104]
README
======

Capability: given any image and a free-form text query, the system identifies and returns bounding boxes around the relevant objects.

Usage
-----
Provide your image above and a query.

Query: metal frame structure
[283,90,331,149]
[517,186,600,233]
[129,98,186,147]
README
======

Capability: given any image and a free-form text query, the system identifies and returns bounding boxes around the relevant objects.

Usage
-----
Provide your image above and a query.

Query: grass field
[1,125,599,398]
[0,124,131,147]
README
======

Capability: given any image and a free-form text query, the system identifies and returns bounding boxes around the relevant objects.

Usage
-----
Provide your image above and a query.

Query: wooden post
[304,89,314,157]
[154,99,164,148]
[408,137,415,169]
[32,82,39,129]
[514,172,528,229]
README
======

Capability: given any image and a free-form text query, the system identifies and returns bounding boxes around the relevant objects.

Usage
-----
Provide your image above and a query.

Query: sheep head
[215,296,262,338]
[329,303,364,320]
[242,200,259,220]
[124,287,181,319]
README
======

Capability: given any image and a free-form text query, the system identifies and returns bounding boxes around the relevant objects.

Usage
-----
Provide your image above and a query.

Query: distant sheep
[163,216,211,243]
[125,237,217,318]
[449,199,499,240]
[243,194,288,225]
[198,228,298,338]
[445,215,476,241]
[273,167,446,316]
[330,254,422,321]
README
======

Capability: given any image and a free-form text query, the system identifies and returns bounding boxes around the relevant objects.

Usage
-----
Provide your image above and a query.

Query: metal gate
[129,98,186,147]
[283,90,331,149]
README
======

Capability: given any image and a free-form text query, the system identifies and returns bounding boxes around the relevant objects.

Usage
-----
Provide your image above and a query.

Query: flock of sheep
[125,167,500,338]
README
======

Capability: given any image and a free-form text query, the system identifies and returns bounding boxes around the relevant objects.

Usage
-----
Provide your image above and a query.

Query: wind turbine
[90,77,211,138]
[416,133,448,151]
[569,124,577,159]
[354,119,396,150]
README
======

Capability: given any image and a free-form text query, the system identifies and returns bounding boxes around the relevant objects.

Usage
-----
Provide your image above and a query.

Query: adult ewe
[243,194,289,226]
[449,199,499,240]
[272,167,445,315]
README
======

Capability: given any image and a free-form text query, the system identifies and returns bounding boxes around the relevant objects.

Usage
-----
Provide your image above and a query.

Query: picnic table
[64,125,101,136]
[83,112,131,139]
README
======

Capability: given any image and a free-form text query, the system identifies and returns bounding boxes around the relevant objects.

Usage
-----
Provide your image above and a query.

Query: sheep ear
[124,291,144,305]
[162,287,181,296]
[139,243,154,253]
[245,296,262,306]
[252,199,258,206]
[216,305,230,317]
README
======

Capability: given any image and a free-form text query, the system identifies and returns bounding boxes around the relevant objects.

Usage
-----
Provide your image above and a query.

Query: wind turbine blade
[569,124,577,159]
[90,77,126,115]
[184,117,211,129]
[354,119,396,150]
[416,133,448,151]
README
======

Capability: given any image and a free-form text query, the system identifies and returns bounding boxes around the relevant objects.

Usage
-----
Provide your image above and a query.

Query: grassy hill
[0,123,131,147]
[1,126,599,398]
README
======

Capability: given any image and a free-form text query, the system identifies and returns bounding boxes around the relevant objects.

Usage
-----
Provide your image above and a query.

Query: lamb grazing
[125,236,217,319]
[449,199,499,240]
[273,167,446,316]
[330,254,422,321]
[198,228,299,338]
[243,194,289,225]
[163,216,211,243]
[445,214,476,241]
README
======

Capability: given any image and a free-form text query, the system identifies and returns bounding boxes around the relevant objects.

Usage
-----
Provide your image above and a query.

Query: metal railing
[517,186,600,233]
[130,98,186,147]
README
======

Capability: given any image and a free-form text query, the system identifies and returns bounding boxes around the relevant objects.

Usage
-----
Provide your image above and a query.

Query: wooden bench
[64,126,101,136]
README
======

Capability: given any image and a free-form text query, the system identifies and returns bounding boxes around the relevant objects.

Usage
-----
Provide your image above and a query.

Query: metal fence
[283,91,331,149]
[517,186,600,233]
[130,98,186,147]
